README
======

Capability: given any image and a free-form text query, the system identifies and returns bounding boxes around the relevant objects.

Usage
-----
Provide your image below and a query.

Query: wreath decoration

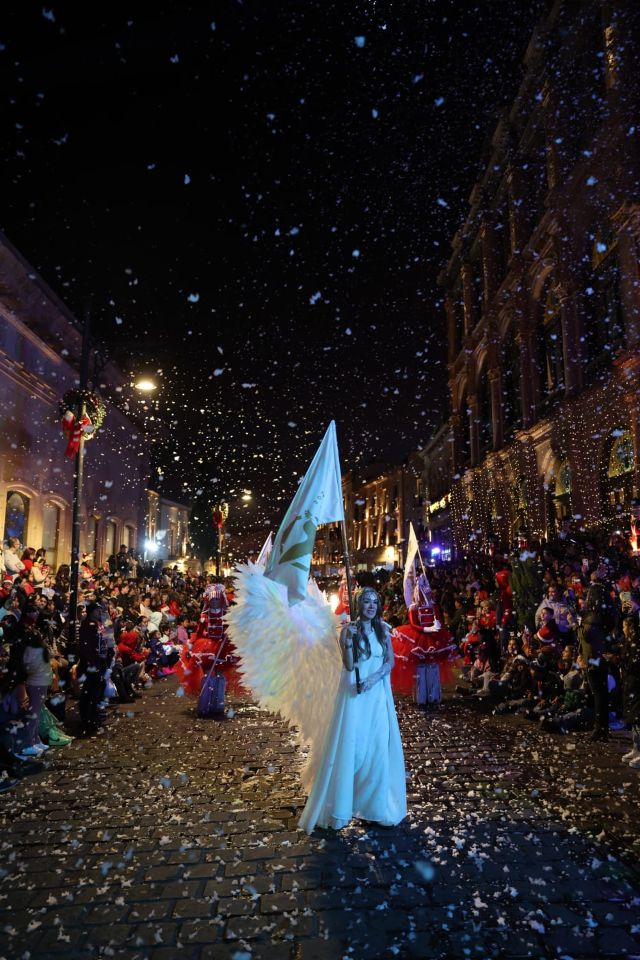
[59,389,107,457]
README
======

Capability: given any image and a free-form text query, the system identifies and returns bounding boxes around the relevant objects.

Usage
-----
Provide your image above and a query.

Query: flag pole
[340,519,361,694]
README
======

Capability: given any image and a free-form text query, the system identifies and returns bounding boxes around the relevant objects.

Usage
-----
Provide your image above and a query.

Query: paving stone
[224,913,278,940]
[1,680,639,960]
[171,896,216,919]
[180,918,222,944]
[200,942,293,960]
[127,900,174,921]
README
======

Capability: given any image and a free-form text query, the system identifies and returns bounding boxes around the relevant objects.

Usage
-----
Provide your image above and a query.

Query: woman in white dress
[299,587,407,834]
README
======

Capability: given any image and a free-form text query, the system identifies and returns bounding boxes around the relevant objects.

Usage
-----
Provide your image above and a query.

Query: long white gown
[299,629,407,834]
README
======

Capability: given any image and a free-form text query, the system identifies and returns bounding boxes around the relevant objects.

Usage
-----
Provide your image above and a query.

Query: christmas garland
[59,389,107,430]
[59,389,107,457]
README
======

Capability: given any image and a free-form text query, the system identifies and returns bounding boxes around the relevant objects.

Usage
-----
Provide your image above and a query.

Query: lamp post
[67,307,92,645]
[212,502,229,576]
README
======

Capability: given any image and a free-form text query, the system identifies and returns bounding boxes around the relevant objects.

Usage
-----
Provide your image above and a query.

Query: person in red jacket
[116,622,152,687]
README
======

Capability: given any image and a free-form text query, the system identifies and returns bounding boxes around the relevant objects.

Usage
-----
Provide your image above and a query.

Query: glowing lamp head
[134,378,157,393]
[145,539,158,553]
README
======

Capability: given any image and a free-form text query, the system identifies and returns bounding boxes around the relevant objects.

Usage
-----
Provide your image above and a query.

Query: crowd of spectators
[0,538,229,794]
[2,524,640,796]
[371,526,640,767]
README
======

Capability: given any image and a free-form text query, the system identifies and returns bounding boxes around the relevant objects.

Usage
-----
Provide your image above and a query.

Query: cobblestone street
[1,679,639,960]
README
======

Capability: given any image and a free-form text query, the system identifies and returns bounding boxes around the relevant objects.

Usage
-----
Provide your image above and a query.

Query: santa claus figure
[174,580,238,696]
[391,573,457,694]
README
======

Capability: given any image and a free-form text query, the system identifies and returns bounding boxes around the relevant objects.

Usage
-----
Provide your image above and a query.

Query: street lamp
[133,377,157,393]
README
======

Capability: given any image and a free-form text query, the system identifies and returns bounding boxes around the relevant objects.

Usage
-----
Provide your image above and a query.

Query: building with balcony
[0,231,151,570]
[441,0,640,553]
[145,490,191,568]
[313,454,425,574]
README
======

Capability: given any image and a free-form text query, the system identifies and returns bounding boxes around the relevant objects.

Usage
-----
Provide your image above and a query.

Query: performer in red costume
[175,580,238,696]
[391,573,457,694]
[334,568,351,619]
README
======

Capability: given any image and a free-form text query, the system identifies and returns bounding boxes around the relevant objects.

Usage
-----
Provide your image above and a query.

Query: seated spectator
[535,583,574,638]
[535,607,562,666]
[461,620,481,665]
[621,613,640,768]
[117,621,152,686]
[3,538,25,579]
[20,622,53,756]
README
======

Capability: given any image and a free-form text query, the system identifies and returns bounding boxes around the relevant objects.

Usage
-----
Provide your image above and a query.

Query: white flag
[403,522,420,608]
[256,531,273,568]
[265,421,345,605]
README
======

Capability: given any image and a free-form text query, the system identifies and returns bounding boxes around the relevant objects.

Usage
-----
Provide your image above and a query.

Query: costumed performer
[391,572,457,695]
[174,580,236,696]
[333,567,351,620]
[299,586,406,833]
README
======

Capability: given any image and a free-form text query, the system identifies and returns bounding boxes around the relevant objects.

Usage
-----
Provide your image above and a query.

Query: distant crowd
[0,537,231,793]
[2,524,640,796]
[368,525,640,768]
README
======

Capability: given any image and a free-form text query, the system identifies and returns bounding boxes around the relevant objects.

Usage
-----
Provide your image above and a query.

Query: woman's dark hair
[353,588,387,662]
[21,548,35,562]
[23,628,51,662]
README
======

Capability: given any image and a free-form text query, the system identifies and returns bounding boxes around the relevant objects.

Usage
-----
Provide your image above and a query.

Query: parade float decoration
[59,389,107,458]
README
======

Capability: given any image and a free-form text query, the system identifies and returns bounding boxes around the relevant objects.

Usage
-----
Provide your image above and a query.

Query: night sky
[1,1,547,550]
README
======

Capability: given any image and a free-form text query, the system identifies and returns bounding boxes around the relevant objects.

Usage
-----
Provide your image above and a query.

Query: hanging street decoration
[59,389,107,458]
[212,503,229,529]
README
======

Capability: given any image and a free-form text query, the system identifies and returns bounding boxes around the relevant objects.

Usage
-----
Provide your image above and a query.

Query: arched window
[122,524,136,550]
[128,524,136,550]
[475,369,492,457]
[551,461,572,524]
[42,502,61,571]
[86,515,99,563]
[4,491,29,544]
[538,284,565,397]
[602,430,635,518]
[584,230,624,377]
[459,391,471,467]
[104,520,117,559]
[502,324,521,440]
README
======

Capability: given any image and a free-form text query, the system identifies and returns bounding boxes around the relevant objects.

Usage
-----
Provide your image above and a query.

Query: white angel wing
[225,561,342,772]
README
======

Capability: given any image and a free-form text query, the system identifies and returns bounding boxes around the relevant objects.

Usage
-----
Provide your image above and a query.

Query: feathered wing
[225,562,342,775]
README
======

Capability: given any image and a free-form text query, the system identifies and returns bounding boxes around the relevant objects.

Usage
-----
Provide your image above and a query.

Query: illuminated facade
[145,490,191,566]
[313,455,425,574]
[441,0,640,552]
[0,231,150,569]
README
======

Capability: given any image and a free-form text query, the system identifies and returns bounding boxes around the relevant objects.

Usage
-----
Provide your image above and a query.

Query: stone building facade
[441,0,640,554]
[0,230,151,570]
[421,423,454,560]
[313,454,425,574]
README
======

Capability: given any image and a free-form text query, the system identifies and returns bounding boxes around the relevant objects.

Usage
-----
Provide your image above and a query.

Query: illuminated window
[585,231,624,373]
[602,430,635,517]
[4,491,29,544]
